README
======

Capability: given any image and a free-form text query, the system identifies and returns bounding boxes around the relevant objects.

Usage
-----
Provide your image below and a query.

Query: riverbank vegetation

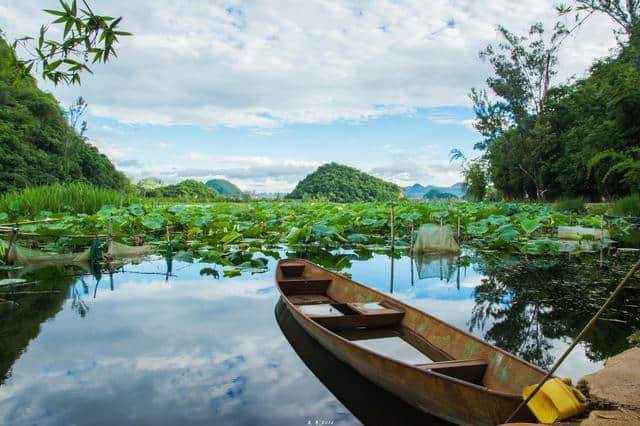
[457,1,640,203]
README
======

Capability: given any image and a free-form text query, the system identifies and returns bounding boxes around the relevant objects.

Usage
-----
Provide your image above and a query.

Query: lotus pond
[1,245,639,425]
[1,201,637,266]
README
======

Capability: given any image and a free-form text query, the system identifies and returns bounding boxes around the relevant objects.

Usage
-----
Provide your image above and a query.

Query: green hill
[0,38,127,193]
[145,179,219,199]
[286,163,402,202]
[205,179,243,196]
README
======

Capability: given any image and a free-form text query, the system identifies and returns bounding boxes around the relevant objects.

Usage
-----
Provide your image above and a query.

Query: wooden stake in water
[389,202,395,293]
[390,203,395,252]
[107,219,113,245]
[457,206,461,243]
[409,223,415,286]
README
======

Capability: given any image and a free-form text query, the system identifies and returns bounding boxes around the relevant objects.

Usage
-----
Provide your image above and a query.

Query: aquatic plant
[0,200,631,261]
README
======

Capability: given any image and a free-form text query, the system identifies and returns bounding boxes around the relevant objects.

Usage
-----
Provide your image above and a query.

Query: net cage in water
[412,224,461,254]
[414,253,459,282]
[0,239,154,265]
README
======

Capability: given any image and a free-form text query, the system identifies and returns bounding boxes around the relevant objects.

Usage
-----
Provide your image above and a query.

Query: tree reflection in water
[468,253,640,370]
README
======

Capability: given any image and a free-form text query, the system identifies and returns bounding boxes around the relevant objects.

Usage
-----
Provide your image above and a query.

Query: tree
[63,96,88,176]
[1,0,131,85]
[464,161,488,201]
[470,23,565,151]
[558,1,640,70]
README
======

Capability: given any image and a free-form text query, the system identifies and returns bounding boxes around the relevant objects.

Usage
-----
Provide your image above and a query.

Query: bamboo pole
[0,218,59,227]
[504,256,640,424]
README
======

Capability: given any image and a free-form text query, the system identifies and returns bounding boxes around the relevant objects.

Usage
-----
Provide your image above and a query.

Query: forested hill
[0,39,127,193]
[205,179,243,196]
[286,163,402,202]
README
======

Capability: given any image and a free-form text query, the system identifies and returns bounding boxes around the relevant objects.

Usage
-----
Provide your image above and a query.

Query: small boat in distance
[275,259,546,425]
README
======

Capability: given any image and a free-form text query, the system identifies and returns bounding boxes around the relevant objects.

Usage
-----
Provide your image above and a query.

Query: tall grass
[0,183,140,218]
[611,194,640,217]
[554,198,585,214]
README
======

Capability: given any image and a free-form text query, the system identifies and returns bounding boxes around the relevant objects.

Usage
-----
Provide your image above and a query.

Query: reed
[0,183,140,217]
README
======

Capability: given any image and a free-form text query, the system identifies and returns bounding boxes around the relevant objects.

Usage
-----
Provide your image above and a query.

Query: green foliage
[4,200,630,260]
[486,48,640,199]
[145,179,220,200]
[611,194,640,216]
[5,0,131,85]
[555,198,585,214]
[286,163,402,202]
[205,179,243,196]
[0,38,128,193]
[0,183,139,217]
[464,162,488,201]
[588,148,640,193]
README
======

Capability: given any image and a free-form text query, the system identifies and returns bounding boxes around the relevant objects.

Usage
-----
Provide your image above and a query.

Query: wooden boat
[275,259,547,425]
[275,298,448,426]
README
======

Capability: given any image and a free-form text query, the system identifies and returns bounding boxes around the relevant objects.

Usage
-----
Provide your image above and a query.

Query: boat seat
[278,279,332,295]
[280,263,306,278]
[288,294,334,305]
[309,302,405,330]
[415,359,488,385]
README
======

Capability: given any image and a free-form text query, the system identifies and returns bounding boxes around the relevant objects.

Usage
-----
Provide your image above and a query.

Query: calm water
[1,248,638,425]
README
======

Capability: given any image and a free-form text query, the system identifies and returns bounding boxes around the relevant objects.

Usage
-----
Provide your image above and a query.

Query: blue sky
[0,1,617,192]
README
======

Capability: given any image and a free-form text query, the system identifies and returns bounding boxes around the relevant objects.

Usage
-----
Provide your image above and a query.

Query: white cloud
[0,0,618,128]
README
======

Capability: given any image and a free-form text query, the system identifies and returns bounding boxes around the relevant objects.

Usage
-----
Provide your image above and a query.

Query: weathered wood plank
[415,359,488,385]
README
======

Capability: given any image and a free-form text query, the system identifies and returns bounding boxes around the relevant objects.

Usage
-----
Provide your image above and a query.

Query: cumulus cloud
[1,0,617,128]
[0,1,619,190]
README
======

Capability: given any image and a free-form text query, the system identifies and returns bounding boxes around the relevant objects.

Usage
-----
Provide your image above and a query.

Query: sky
[0,0,619,193]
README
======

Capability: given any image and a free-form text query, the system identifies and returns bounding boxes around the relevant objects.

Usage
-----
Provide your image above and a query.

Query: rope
[504,256,640,423]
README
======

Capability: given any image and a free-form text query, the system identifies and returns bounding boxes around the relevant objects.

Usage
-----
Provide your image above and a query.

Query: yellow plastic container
[522,378,588,424]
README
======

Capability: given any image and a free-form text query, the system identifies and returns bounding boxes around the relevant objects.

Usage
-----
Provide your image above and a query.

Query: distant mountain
[252,192,287,199]
[404,182,466,199]
[287,162,402,202]
[205,179,243,196]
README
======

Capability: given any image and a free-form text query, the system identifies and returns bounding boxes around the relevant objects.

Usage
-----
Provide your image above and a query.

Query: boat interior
[278,261,489,386]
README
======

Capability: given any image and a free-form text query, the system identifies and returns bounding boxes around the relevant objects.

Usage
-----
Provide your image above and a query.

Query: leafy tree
[464,161,488,201]
[470,23,564,151]
[2,0,131,85]
[558,1,640,70]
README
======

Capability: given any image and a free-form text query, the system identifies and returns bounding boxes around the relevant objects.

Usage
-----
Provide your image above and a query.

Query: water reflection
[275,299,450,426]
[1,248,638,425]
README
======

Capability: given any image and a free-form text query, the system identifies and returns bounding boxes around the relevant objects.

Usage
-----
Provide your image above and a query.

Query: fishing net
[0,239,89,264]
[414,253,458,281]
[1,239,154,265]
[107,241,153,258]
[412,224,460,254]
[557,226,610,240]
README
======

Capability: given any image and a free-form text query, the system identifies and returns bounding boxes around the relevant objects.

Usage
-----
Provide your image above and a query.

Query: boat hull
[276,259,541,425]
